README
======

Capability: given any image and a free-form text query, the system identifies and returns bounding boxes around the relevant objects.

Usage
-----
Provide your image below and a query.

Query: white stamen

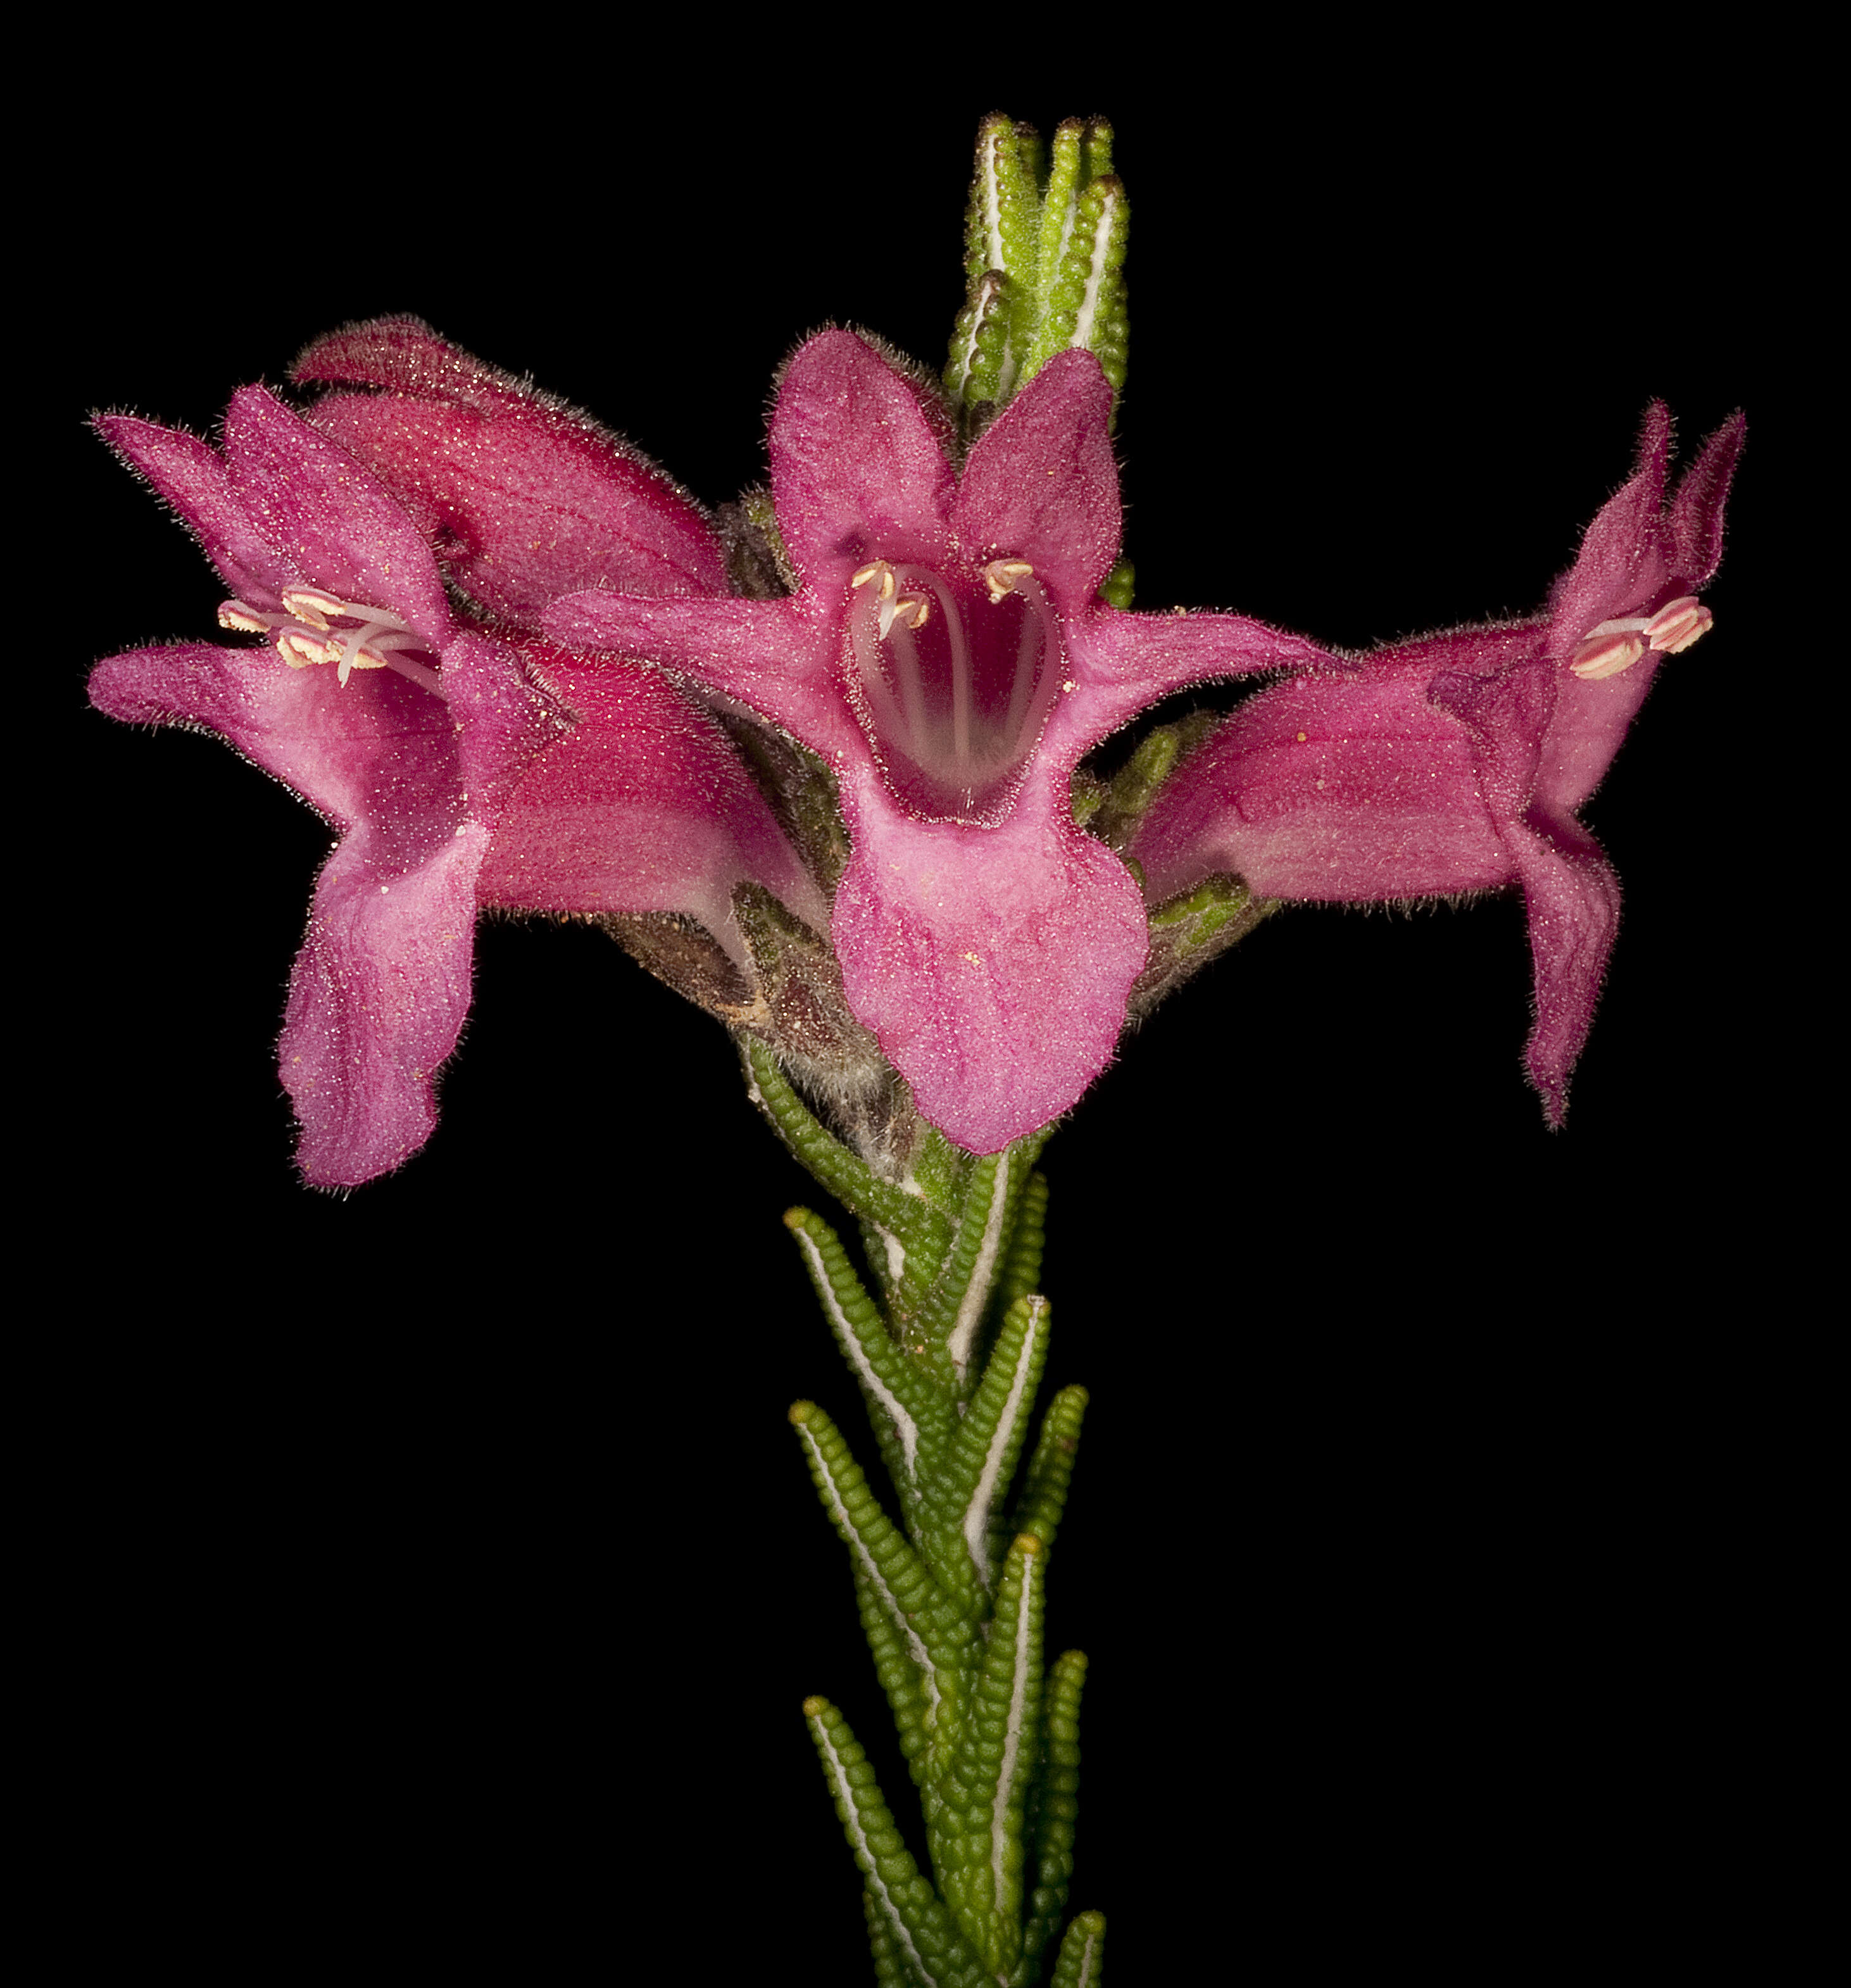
[1571,596,1713,679]
[883,613,931,746]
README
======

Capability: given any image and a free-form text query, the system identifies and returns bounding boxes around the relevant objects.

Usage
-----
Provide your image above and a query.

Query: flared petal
[1534,650,1662,817]
[282,817,489,1186]
[953,350,1120,604]
[543,591,860,761]
[94,415,294,608]
[1051,605,1341,769]
[90,625,563,1185]
[220,389,456,654]
[87,639,466,855]
[298,316,727,624]
[1544,403,1680,665]
[1433,651,1621,1123]
[831,762,1148,1150]
[1502,812,1621,1129]
[1533,409,1745,815]
[1667,412,1747,593]
[479,649,827,950]
[769,331,957,591]
[1131,662,1511,905]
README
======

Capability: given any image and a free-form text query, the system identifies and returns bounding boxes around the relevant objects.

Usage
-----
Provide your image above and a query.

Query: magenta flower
[292,315,728,627]
[1129,402,1745,1124]
[545,329,1329,1150]
[91,387,819,1186]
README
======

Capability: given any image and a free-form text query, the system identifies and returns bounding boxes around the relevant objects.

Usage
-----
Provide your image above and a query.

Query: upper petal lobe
[769,331,957,591]
[953,351,1120,604]
[298,316,727,622]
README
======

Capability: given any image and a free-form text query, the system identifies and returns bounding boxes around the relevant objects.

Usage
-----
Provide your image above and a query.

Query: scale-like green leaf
[805,1696,981,1987]
[948,115,1041,415]
[785,1207,955,1512]
[745,1040,950,1265]
[908,1131,1044,1388]
[912,1150,1010,1387]
[1017,1649,1088,1979]
[1049,1911,1105,1987]
[920,1296,1050,1597]
[995,1170,1049,1318]
[1010,1385,1089,1556]
[934,1534,1047,1977]
[789,1402,977,1700]
[1017,118,1128,415]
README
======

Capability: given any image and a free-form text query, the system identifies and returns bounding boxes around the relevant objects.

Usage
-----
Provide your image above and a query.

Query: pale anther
[877,583,929,641]
[982,559,1034,603]
[1570,630,1646,681]
[281,586,349,631]
[850,562,884,590]
[216,603,268,633]
[278,630,340,669]
[1644,596,1712,654]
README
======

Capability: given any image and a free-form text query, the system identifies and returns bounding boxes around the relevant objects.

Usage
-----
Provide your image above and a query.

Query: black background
[44,53,1808,1982]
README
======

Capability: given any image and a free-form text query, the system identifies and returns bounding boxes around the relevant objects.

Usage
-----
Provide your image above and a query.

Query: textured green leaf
[911,1150,1009,1388]
[995,1171,1049,1318]
[1017,117,1128,415]
[850,1568,939,1789]
[1032,120,1086,326]
[785,1207,955,1513]
[745,1039,950,1264]
[950,116,1041,413]
[1048,1910,1105,1987]
[934,1534,1047,1977]
[1010,1385,1089,1556]
[1017,1649,1088,1979]
[920,1296,1051,1600]
[805,1696,981,1987]
[789,1402,977,1699]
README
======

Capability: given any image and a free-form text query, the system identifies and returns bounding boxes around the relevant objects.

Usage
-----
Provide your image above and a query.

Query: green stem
[765,1050,1103,1984]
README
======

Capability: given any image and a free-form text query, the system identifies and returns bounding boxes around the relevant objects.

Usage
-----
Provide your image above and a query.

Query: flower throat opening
[847,558,1063,821]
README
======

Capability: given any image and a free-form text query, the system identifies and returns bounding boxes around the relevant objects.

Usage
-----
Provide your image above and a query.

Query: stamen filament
[910,568,974,777]
[884,616,930,748]
[850,586,917,755]
[224,589,442,695]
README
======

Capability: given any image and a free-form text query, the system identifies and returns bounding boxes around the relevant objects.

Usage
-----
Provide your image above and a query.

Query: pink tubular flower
[292,315,728,626]
[1129,402,1745,1124]
[91,386,820,1186]
[545,329,1331,1151]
